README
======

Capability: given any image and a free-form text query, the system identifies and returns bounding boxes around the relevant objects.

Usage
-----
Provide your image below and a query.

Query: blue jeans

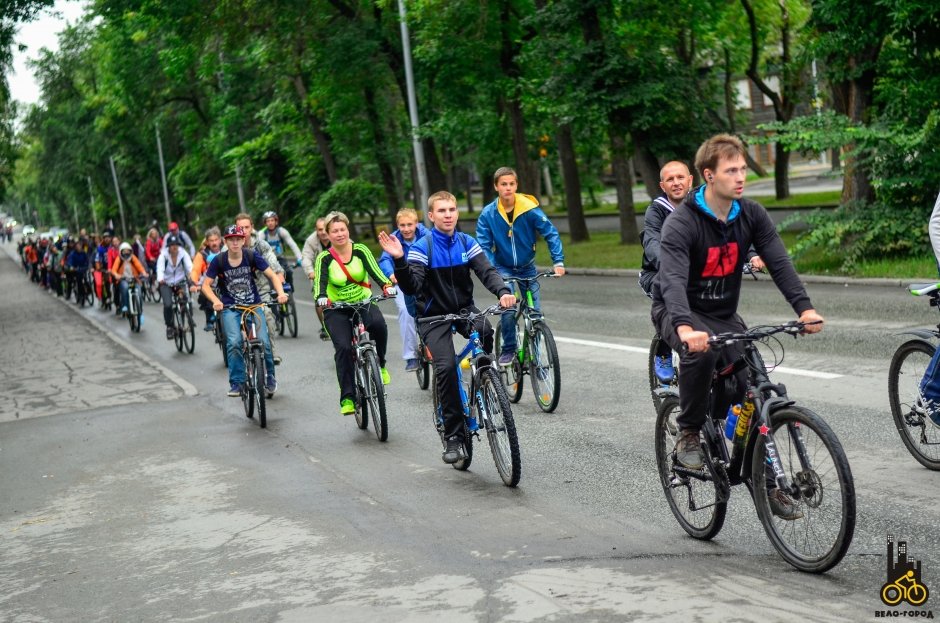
[496,264,539,354]
[118,279,129,309]
[920,345,940,413]
[222,307,275,385]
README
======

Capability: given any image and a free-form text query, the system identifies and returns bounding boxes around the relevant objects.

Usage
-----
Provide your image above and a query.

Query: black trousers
[652,304,747,432]
[159,283,178,327]
[324,305,388,403]
[419,311,494,440]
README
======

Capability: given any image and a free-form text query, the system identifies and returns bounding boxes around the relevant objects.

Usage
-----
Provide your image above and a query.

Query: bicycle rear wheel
[888,340,940,470]
[654,396,726,540]
[530,321,561,412]
[252,348,266,428]
[494,322,524,403]
[363,349,388,442]
[751,406,855,573]
[649,335,678,414]
[182,306,196,354]
[477,366,521,486]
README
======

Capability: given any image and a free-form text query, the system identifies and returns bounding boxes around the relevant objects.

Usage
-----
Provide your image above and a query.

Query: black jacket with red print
[652,185,813,330]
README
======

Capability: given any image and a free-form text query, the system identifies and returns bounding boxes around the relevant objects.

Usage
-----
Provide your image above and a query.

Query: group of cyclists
[10,134,822,501]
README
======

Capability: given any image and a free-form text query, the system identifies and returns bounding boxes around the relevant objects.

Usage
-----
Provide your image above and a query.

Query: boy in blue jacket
[378,208,429,372]
[475,167,565,365]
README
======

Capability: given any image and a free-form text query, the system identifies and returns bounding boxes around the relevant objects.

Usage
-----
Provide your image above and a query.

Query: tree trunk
[422,137,447,194]
[632,136,661,200]
[609,121,638,244]
[465,167,474,214]
[774,144,790,199]
[556,122,589,242]
[363,86,401,224]
[291,74,337,184]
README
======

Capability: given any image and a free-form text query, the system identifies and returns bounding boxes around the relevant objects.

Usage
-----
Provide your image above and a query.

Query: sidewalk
[0,248,192,422]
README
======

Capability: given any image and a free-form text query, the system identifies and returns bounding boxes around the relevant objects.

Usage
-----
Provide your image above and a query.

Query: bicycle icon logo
[881,535,930,607]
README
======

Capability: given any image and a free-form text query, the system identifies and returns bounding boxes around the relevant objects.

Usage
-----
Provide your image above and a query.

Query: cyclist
[110,241,149,314]
[475,166,565,367]
[301,216,332,340]
[260,211,303,289]
[65,237,92,299]
[156,235,194,340]
[313,211,395,416]
[191,226,224,331]
[378,191,515,464]
[378,208,429,372]
[235,213,285,365]
[651,134,822,520]
[202,224,288,397]
[144,227,163,277]
[162,222,196,258]
[918,189,940,423]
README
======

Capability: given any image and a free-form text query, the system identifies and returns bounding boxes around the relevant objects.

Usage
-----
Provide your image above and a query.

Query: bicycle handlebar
[418,303,509,326]
[504,272,559,284]
[326,294,396,310]
[707,320,822,347]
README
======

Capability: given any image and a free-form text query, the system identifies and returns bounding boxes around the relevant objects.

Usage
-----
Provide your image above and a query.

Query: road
[1,246,935,622]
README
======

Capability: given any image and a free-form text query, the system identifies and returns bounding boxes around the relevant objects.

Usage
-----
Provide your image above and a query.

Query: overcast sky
[9,0,87,106]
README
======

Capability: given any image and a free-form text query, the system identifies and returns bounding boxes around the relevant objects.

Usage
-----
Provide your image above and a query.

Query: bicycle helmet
[262,211,278,221]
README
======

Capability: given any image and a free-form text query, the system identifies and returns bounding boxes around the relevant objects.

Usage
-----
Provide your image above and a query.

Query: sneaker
[203,323,214,332]
[498,351,515,366]
[319,327,330,341]
[227,383,241,397]
[767,488,804,520]
[654,355,675,384]
[166,326,175,340]
[340,398,355,416]
[121,305,128,314]
[273,355,282,366]
[405,358,419,372]
[674,429,704,469]
[380,367,391,384]
[265,375,278,397]
[442,436,467,464]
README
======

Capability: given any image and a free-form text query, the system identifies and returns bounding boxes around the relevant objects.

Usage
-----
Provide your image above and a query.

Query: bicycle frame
[504,273,553,365]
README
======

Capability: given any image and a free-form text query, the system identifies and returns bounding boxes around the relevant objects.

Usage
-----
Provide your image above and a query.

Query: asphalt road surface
[1,246,936,622]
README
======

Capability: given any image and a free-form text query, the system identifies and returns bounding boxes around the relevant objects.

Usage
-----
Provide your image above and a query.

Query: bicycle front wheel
[252,348,267,428]
[286,296,298,338]
[655,396,726,540]
[275,304,285,336]
[182,306,196,353]
[354,356,370,431]
[362,349,388,442]
[751,406,856,573]
[477,366,521,486]
[888,339,940,470]
[530,321,561,412]
[416,342,431,390]
[243,351,255,420]
[173,308,184,352]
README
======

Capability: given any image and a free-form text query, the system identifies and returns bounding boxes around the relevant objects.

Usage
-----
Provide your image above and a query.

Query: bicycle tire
[416,341,431,390]
[173,308,184,352]
[648,335,679,413]
[275,303,285,336]
[252,348,266,428]
[751,405,856,573]
[242,348,255,420]
[354,356,370,431]
[183,307,196,353]
[286,295,298,338]
[494,322,524,403]
[530,321,561,412]
[477,366,521,486]
[888,339,940,470]
[654,395,726,540]
[363,349,388,442]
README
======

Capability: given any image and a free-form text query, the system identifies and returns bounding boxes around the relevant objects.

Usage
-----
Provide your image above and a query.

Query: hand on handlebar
[553,265,565,277]
[678,325,710,353]
[316,297,330,308]
[798,309,824,334]
[276,292,289,304]
[499,293,517,309]
[383,284,397,298]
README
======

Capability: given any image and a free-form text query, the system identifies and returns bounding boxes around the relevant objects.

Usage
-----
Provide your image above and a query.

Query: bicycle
[420,305,521,486]
[654,321,856,573]
[648,263,764,413]
[213,310,228,367]
[495,272,561,412]
[881,570,930,606]
[96,269,113,311]
[887,281,940,470]
[328,295,393,442]
[124,278,144,333]
[415,328,432,390]
[142,267,161,303]
[80,269,95,307]
[272,281,299,338]
[170,283,196,354]
[226,303,274,428]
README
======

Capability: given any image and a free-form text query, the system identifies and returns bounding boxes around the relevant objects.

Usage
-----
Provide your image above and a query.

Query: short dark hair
[492,167,517,185]
[694,134,746,178]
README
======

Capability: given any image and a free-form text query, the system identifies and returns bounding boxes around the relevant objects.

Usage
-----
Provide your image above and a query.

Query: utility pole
[87,176,99,234]
[109,156,128,239]
[155,123,173,224]
[397,0,429,223]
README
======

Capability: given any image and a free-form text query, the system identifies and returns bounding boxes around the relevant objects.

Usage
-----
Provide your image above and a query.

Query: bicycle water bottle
[733,397,756,446]
[724,404,742,440]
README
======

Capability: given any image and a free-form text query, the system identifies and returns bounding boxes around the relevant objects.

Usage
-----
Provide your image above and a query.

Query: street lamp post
[397,0,429,223]
[155,123,173,224]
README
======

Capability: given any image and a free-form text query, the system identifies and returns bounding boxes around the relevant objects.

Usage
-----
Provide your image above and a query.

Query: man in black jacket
[651,134,824,517]
[378,191,515,464]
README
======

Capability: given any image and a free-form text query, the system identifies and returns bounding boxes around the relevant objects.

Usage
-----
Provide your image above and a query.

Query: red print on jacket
[702,242,739,277]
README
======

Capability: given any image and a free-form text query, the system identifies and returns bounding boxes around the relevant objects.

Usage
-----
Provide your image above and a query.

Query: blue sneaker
[228,383,241,397]
[654,355,675,384]
[265,375,278,397]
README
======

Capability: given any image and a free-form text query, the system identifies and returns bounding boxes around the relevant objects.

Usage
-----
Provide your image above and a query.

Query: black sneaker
[319,328,330,341]
[767,488,804,520]
[674,429,704,469]
[442,436,467,464]
[166,326,175,340]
